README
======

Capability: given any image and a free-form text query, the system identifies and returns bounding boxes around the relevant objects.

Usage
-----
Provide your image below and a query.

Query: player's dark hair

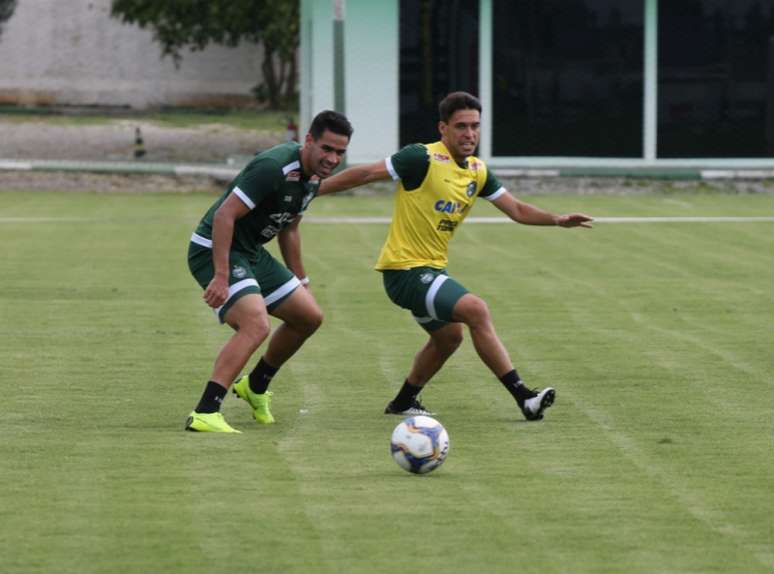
[438,92,482,122]
[309,110,353,140]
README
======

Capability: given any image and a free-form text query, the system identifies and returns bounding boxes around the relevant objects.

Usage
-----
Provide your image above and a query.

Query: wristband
[299,276,310,285]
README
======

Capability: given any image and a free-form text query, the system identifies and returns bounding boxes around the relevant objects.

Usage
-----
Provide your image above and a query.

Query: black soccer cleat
[519,387,556,421]
[384,397,435,416]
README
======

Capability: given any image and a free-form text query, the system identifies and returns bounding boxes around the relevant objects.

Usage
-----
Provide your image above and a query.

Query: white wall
[300,0,398,164]
[300,0,335,130]
[0,0,264,109]
[344,1,399,163]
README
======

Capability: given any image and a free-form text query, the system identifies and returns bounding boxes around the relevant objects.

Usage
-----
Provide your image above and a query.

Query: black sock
[392,380,422,409]
[499,369,534,405]
[195,381,228,413]
[249,357,279,394]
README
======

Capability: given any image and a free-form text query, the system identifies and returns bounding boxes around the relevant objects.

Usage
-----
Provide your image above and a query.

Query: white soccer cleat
[520,387,556,421]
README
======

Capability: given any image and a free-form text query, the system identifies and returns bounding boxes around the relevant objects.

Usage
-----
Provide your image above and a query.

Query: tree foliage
[0,0,17,37]
[110,0,298,109]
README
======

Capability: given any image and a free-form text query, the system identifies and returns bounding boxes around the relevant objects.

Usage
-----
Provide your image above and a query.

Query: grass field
[1,189,773,573]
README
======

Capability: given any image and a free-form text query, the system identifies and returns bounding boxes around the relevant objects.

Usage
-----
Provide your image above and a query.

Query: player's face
[439,109,480,162]
[304,130,349,178]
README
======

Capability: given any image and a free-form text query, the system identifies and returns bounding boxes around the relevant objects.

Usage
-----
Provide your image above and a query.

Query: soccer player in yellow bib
[320,92,592,421]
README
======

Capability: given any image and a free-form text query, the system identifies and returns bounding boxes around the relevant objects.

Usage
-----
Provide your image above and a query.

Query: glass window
[492,0,644,157]
[399,0,479,146]
[658,1,774,157]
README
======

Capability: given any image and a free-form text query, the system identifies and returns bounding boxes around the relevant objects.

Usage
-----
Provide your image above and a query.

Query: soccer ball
[390,416,450,474]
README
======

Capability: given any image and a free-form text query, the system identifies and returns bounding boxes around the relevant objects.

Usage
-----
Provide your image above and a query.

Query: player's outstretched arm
[492,191,593,228]
[318,161,392,196]
[554,213,594,228]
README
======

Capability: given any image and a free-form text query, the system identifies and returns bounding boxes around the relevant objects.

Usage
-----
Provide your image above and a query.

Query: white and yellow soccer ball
[390,416,450,474]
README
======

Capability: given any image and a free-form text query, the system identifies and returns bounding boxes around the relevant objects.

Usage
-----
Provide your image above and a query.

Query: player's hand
[557,213,593,228]
[203,275,229,308]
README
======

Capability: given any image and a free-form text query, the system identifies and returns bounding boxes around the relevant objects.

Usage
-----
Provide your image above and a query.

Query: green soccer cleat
[232,376,275,424]
[185,411,242,433]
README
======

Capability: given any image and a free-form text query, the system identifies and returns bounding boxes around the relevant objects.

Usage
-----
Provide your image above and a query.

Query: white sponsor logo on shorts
[420,273,434,284]
[232,265,248,279]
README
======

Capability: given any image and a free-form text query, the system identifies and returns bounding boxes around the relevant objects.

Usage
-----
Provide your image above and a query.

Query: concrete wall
[0,0,265,109]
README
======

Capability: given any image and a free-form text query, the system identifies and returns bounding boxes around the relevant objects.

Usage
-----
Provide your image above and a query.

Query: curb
[0,159,241,180]
[4,158,774,181]
[495,167,774,180]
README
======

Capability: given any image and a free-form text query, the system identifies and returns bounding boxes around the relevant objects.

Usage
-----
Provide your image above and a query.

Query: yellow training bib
[375,141,490,270]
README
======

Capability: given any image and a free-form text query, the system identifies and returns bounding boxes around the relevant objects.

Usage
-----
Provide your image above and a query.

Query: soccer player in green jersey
[185,110,353,433]
[320,92,592,421]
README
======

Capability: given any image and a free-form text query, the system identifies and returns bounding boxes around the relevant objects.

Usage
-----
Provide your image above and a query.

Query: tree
[110,0,298,109]
[0,0,17,38]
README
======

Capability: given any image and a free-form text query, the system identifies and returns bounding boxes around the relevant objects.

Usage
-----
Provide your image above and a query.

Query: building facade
[302,0,774,169]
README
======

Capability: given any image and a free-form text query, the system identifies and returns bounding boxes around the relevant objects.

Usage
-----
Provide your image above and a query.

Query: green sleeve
[479,169,505,199]
[388,144,430,191]
[232,158,282,208]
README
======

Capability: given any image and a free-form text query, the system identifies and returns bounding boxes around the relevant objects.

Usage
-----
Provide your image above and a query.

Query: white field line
[302,216,774,224]
[0,216,99,223]
[592,216,774,223]
[1,215,774,225]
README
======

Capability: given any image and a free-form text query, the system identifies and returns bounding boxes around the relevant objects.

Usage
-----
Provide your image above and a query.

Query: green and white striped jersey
[192,142,320,256]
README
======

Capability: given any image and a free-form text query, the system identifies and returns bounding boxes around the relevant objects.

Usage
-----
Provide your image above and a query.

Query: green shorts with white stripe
[188,236,300,323]
[381,267,469,332]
